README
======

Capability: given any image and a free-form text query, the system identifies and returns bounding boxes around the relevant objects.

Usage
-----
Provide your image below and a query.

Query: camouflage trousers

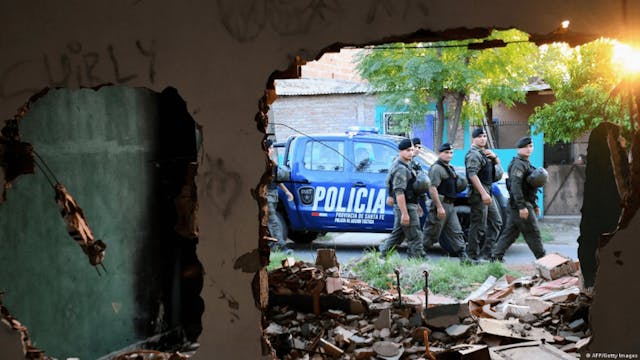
[267,200,287,250]
[467,194,503,259]
[492,203,546,260]
[379,203,426,258]
[423,201,465,255]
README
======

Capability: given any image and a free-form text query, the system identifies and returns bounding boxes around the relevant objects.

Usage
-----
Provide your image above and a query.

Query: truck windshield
[415,147,438,165]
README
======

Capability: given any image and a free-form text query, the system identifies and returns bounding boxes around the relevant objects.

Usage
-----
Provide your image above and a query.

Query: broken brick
[535,253,578,281]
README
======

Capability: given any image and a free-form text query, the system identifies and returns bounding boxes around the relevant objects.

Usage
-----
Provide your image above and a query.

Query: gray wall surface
[544,164,586,215]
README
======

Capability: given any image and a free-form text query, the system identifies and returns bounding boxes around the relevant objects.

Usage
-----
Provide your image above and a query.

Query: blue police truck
[273,128,507,244]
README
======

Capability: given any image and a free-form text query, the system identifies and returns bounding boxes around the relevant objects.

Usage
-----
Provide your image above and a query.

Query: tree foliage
[530,39,634,144]
[355,29,538,148]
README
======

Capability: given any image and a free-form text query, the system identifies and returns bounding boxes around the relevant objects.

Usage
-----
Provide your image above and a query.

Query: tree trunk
[446,92,465,145]
[434,96,445,149]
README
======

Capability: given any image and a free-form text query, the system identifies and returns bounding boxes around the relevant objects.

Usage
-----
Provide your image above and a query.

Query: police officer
[379,138,427,259]
[491,136,546,261]
[386,137,427,207]
[465,128,504,261]
[266,139,294,253]
[422,143,471,262]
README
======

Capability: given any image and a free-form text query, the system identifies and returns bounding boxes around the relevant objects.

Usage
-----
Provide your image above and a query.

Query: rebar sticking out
[394,268,402,307]
[423,270,429,308]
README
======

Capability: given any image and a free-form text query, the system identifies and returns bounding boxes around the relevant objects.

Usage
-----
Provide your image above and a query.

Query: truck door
[288,138,350,232]
[350,139,397,231]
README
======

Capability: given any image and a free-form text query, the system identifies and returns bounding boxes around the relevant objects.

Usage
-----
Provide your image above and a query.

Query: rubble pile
[265,250,590,359]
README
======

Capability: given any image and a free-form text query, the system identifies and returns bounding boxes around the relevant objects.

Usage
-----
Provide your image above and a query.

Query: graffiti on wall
[0,40,156,100]
[203,155,243,220]
[217,0,430,43]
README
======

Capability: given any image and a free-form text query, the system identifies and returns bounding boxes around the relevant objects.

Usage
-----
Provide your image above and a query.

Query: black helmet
[412,171,431,195]
[527,167,548,187]
[456,176,468,192]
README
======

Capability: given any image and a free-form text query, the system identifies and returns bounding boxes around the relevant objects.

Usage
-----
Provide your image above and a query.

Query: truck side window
[303,140,344,171]
[354,141,396,173]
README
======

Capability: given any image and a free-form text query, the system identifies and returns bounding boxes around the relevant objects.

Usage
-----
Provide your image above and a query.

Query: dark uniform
[267,165,288,251]
[379,146,426,258]
[492,141,546,260]
[266,139,291,253]
[465,144,503,259]
[422,158,467,257]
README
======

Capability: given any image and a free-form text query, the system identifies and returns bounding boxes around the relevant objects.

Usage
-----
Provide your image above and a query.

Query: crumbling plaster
[1,0,640,358]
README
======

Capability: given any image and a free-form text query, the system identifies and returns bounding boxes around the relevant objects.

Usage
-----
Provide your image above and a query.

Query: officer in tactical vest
[379,138,427,259]
[491,136,547,261]
[465,128,504,261]
[385,137,428,207]
[266,139,294,254]
[422,143,471,262]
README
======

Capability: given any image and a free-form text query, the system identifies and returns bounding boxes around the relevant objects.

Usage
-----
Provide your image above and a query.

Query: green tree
[356,29,538,148]
[530,39,634,143]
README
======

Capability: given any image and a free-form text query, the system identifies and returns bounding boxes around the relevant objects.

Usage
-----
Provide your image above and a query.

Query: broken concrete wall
[2,0,640,358]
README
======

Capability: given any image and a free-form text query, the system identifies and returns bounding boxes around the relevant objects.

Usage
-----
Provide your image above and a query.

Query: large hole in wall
[254,27,640,357]
[0,86,203,359]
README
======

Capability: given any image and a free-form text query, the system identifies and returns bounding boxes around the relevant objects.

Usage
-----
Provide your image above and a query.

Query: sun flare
[613,42,640,75]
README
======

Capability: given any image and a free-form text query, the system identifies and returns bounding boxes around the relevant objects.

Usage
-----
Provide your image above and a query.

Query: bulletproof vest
[399,161,418,203]
[389,161,418,203]
[506,157,536,202]
[435,160,458,199]
[477,151,494,186]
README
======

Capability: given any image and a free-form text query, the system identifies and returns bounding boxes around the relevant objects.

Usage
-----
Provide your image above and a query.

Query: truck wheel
[276,211,288,242]
[289,230,318,244]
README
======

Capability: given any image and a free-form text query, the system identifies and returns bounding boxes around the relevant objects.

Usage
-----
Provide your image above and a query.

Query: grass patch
[268,250,291,271]
[346,249,519,299]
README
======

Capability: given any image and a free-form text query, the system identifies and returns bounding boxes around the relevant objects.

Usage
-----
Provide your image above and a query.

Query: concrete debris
[530,276,580,297]
[535,253,579,281]
[266,253,591,359]
[437,344,490,359]
[315,248,339,270]
[444,324,473,338]
[489,340,576,359]
[112,350,189,360]
[373,340,404,359]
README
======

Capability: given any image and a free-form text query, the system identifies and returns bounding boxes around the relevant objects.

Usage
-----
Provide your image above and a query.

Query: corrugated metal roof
[524,78,552,92]
[274,77,551,95]
[275,78,373,96]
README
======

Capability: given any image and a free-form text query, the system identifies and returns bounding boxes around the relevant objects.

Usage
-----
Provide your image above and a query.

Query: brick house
[270,78,377,141]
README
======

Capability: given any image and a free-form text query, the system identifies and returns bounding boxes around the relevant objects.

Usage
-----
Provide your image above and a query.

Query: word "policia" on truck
[311,186,387,214]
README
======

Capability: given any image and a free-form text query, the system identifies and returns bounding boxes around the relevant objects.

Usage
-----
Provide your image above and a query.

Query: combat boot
[457,249,478,265]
